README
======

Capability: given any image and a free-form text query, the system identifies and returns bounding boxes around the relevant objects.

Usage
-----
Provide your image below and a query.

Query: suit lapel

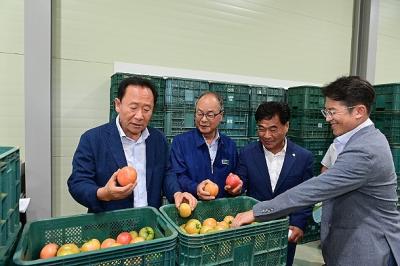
[254,142,273,194]
[107,121,127,168]
[274,140,296,193]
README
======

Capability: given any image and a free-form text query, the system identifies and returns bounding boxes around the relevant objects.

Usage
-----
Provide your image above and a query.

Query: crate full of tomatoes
[160,196,289,266]
[13,207,177,265]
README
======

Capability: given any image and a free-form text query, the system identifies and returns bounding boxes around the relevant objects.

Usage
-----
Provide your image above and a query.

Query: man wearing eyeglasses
[167,91,240,201]
[235,101,314,266]
[232,76,400,266]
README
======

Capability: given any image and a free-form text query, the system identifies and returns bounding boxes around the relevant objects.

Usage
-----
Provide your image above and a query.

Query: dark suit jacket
[236,139,314,230]
[67,119,180,213]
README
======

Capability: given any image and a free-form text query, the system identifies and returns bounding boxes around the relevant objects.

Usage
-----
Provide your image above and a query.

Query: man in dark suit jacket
[68,76,196,213]
[236,101,313,266]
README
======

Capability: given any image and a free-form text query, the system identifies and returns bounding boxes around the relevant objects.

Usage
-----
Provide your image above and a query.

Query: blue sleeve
[168,138,198,197]
[163,139,181,203]
[289,152,314,230]
[235,148,248,193]
[67,133,105,212]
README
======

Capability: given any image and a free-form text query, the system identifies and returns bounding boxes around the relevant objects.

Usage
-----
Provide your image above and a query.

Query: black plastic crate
[287,86,324,111]
[209,82,250,111]
[165,78,209,108]
[250,86,287,111]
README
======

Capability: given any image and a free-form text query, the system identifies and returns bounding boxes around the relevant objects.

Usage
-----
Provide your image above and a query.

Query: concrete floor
[294,241,325,266]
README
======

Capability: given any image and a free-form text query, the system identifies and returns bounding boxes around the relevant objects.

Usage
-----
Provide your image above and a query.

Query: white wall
[0,0,24,159]
[375,0,400,84]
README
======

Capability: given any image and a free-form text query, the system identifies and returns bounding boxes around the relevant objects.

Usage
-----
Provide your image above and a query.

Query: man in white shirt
[235,101,314,266]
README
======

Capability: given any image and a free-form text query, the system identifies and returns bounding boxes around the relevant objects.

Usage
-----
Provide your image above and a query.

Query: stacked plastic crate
[164,78,209,143]
[287,86,333,244]
[109,73,166,131]
[0,147,22,266]
[247,85,287,142]
[371,83,400,203]
[209,82,250,150]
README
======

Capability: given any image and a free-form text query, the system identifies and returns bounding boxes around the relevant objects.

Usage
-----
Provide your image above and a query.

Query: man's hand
[288,226,304,243]
[196,179,217,200]
[97,169,136,201]
[174,192,198,210]
[224,173,243,195]
[231,210,255,228]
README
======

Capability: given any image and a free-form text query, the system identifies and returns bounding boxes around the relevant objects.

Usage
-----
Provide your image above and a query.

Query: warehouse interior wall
[375,0,400,83]
[2,0,398,217]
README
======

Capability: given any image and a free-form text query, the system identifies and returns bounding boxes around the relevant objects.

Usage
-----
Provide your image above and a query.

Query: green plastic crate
[109,107,165,133]
[249,86,287,111]
[219,111,249,137]
[209,82,250,111]
[372,83,400,112]
[0,147,20,221]
[165,78,209,108]
[372,111,400,145]
[232,137,250,151]
[391,147,400,175]
[164,109,195,136]
[287,86,324,111]
[0,223,22,266]
[160,196,289,266]
[288,110,333,139]
[110,73,166,109]
[13,207,177,266]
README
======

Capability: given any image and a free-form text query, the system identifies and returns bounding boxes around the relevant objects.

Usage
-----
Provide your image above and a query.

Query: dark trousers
[286,242,296,266]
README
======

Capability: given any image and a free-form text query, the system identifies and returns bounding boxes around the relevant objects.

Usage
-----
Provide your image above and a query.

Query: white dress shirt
[263,139,287,192]
[116,115,149,207]
[204,131,220,173]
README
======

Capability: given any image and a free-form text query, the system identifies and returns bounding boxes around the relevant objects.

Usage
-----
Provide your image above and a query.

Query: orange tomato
[117,166,137,186]
[39,243,59,259]
[202,218,217,228]
[204,182,219,197]
[179,203,192,218]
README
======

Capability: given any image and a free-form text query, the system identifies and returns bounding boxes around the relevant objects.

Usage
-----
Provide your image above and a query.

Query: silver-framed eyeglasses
[195,110,223,120]
[321,106,357,118]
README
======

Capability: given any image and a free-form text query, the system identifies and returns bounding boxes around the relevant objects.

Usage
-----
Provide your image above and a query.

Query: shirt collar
[115,115,150,143]
[203,130,220,146]
[263,137,287,156]
[335,118,373,146]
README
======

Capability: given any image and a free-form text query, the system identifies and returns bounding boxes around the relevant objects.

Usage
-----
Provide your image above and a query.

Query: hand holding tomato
[174,192,198,210]
[97,169,136,201]
[197,179,219,200]
[224,173,243,196]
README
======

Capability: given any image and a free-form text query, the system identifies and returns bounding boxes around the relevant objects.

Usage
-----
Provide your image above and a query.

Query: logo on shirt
[221,159,229,165]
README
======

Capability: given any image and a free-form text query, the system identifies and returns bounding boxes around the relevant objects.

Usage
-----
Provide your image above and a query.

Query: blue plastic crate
[0,147,20,220]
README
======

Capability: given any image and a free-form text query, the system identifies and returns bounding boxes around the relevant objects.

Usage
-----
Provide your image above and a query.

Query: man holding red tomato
[68,76,197,213]
[167,92,241,201]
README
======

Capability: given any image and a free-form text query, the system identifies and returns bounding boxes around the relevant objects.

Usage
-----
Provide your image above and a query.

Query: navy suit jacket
[236,139,314,230]
[68,119,180,213]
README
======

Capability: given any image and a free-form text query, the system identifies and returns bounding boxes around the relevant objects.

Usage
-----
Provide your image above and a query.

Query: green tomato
[139,226,155,240]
